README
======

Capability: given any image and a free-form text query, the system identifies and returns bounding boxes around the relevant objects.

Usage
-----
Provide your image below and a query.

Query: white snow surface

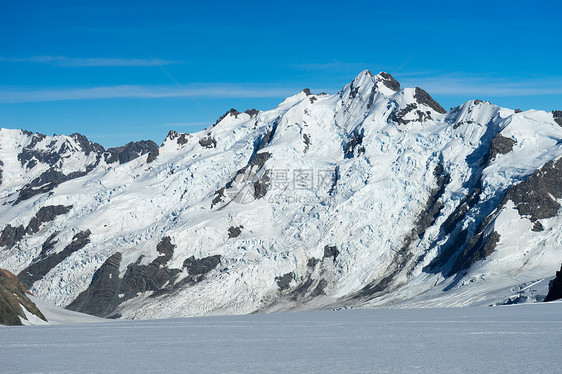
[20,295,106,325]
[0,71,561,319]
[1,303,561,374]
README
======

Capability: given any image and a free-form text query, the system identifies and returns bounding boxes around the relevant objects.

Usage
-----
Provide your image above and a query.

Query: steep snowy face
[1,71,561,319]
[0,129,158,204]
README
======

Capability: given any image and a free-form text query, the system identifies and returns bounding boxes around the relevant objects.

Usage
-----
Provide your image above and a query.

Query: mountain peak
[350,69,376,87]
[375,72,400,92]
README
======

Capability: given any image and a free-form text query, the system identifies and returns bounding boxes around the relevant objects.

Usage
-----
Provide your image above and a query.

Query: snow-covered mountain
[1,70,561,319]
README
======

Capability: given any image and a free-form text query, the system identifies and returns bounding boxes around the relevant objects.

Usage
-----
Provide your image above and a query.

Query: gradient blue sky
[1,0,561,147]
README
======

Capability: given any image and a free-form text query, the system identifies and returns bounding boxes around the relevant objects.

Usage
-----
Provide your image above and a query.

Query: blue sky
[1,0,561,147]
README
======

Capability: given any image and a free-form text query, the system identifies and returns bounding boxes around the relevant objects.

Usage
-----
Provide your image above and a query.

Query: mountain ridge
[1,71,561,319]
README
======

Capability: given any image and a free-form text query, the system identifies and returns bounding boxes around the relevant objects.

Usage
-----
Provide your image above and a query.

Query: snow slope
[0,71,561,319]
[1,303,561,373]
[21,295,107,325]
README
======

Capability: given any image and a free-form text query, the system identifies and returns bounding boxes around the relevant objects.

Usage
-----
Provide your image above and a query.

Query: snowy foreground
[2,303,561,374]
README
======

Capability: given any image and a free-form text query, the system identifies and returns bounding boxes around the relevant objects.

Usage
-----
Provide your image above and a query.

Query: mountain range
[1,70,561,320]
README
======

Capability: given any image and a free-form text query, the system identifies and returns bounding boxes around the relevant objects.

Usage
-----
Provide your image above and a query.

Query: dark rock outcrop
[183,255,221,276]
[65,252,123,317]
[165,130,190,145]
[146,148,159,163]
[344,129,364,158]
[545,264,562,302]
[307,258,320,268]
[67,237,221,317]
[485,134,516,163]
[15,166,97,204]
[0,268,47,326]
[553,111,562,127]
[378,72,400,91]
[449,230,500,275]
[211,126,274,206]
[18,230,91,289]
[392,103,433,125]
[0,205,72,248]
[26,205,73,234]
[199,135,217,148]
[275,272,294,290]
[13,131,104,202]
[502,158,562,221]
[106,140,159,164]
[227,226,242,238]
[302,133,311,153]
[0,224,26,248]
[414,87,447,114]
[16,132,103,169]
[323,245,339,262]
[214,108,241,125]
[244,109,260,118]
[428,155,562,277]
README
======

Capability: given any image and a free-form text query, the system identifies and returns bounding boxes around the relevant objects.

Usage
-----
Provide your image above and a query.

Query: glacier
[0,70,561,319]
[1,302,561,373]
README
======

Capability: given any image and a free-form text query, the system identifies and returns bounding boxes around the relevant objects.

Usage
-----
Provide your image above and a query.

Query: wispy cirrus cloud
[290,60,370,71]
[399,74,562,97]
[0,84,305,104]
[0,56,180,67]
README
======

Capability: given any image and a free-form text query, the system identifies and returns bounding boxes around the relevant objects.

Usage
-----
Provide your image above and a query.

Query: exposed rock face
[0,268,47,326]
[486,133,517,163]
[214,108,241,125]
[183,255,221,276]
[27,205,73,234]
[450,231,501,275]
[430,156,562,277]
[344,129,364,158]
[391,102,434,125]
[553,111,562,126]
[15,164,98,205]
[227,226,242,238]
[302,133,311,153]
[0,225,26,249]
[503,158,562,221]
[199,135,217,148]
[67,237,221,317]
[17,133,103,169]
[106,140,159,164]
[3,131,106,204]
[212,108,258,126]
[18,230,91,289]
[146,148,159,163]
[275,272,294,290]
[165,130,190,145]
[0,205,72,248]
[414,87,447,114]
[323,245,339,262]
[211,138,272,207]
[545,264,562,302]
[377,72,400,91]
[244,109,260,118]
[65,252,123,318]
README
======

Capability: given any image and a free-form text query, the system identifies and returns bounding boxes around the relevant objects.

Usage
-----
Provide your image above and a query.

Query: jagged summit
[0,72,561,320]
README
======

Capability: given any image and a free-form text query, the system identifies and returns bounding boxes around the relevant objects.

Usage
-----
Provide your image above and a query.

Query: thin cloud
[0,84,303,104]
[157,121,210,128]
[290,60,369,71]
[0,56,180,67]
[399,74,562,97]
